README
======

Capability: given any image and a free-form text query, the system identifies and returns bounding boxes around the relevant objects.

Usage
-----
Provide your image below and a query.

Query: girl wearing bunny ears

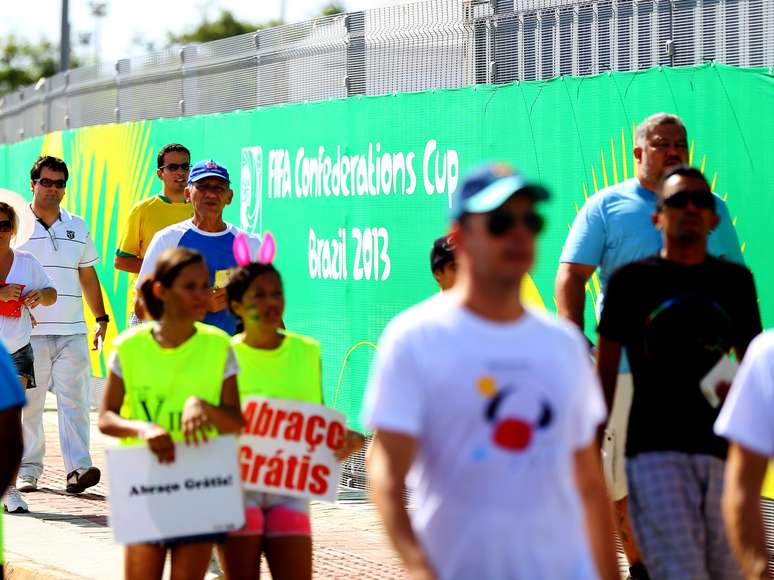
[218,253,364,580]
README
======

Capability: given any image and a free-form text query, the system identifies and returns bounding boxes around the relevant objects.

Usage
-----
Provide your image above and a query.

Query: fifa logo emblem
[240,146,263,235]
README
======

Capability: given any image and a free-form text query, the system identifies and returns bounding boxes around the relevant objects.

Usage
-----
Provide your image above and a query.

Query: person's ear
[230,299,243,319]
[432,270,442,285]
[30,180,35,193]
[184,187,192,202]
[152,280,165,301]
[156,168,164,180]
[710,213,720,231]
[634,145,644,163]
[652,211,661,229]
[225,188,234,206]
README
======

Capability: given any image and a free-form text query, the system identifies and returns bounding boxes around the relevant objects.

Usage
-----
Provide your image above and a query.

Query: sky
[1,0,411,64]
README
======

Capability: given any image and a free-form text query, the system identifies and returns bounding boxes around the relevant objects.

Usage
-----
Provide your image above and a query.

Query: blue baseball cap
[450,163,549,221]
[188,160,231,184]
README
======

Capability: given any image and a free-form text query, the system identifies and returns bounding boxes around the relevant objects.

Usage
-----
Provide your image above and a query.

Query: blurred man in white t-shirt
[715,331,774,580]
[364,164,618,580]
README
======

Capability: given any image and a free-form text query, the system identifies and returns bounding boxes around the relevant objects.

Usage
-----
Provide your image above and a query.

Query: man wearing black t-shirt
[596,164,762,580]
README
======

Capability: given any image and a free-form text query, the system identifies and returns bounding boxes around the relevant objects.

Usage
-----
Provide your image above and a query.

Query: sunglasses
[0,220,13,232]
[486,209,544,236]
[660,190,716,211]
[160,163,192,172]
[34,178,67,189]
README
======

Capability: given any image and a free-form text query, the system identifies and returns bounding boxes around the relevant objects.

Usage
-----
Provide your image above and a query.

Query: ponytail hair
[139,248,205,320]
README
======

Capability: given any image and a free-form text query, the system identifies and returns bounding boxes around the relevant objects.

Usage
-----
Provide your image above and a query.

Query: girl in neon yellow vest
[98,248,244,580]
[218,262,364,580]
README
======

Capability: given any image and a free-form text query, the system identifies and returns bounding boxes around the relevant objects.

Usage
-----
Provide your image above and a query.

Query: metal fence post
[345,12,366,96]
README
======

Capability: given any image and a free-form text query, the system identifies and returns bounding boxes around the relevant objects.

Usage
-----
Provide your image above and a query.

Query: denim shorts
[11,343,35,389]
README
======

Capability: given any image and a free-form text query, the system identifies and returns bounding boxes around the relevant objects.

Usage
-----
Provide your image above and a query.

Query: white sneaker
[3,486,29,513]
[16,474,38,492]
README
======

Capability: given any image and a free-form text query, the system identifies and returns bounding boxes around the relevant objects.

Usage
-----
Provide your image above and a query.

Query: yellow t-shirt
[232,332,323,405]
[116,194,193,260]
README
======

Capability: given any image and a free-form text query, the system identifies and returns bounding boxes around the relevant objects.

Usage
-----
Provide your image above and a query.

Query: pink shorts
[232,492,311,538]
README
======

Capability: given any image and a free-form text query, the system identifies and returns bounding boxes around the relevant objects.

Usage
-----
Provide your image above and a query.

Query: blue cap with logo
[188,160,231,184]
[450,163,549,221]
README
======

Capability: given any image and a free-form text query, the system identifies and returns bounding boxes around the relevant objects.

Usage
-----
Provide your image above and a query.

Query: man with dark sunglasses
[115,144,194,323]
[16,155,107,497]
[596,165,761,579]
[365,164,619,580]
[555,113,744,580]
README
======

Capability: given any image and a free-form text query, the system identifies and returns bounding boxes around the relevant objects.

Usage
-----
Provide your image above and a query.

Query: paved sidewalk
[4,387,404,580]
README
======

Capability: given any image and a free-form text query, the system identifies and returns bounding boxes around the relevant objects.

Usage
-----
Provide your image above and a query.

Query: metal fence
[1,0,773,144]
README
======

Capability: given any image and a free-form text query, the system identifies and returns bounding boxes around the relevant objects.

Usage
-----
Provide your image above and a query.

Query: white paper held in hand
[699,354,739,408]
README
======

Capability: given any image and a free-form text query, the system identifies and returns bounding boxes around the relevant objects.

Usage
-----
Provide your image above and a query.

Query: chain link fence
[1,0,773,143]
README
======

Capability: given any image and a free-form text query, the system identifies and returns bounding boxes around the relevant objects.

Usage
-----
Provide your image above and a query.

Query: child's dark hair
[226,262,282,318]
[139,248,205,320]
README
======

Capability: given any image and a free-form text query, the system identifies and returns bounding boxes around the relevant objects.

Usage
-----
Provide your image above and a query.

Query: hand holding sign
[182,396,213,446]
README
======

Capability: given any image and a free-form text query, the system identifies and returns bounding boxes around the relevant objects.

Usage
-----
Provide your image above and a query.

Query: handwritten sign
[106,435,245,544]
[239,396,346,502]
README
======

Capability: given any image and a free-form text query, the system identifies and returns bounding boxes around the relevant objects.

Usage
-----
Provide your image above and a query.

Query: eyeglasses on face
[34,178,67,189]
[660,190,716,211]
[160,163,192,172]
[486,209,545,237]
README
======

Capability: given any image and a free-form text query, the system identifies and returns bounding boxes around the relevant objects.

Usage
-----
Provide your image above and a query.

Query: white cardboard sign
[106,435,245,544]
[238,396,346,503]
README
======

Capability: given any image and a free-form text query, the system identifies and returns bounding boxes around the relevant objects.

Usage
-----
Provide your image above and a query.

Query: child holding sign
[98,248,244,580]
[221,262,364,580]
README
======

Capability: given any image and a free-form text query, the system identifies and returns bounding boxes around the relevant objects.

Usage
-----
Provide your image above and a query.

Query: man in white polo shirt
[16,156,108,496]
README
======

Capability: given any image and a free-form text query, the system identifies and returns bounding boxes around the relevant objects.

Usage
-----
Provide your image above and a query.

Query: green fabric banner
[1,64,772,436]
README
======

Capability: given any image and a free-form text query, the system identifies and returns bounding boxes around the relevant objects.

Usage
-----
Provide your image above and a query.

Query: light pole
[60,0,70,71]
[89,2,108,63]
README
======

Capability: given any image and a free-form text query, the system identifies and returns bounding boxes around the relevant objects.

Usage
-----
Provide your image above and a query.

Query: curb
[6,557,88,580]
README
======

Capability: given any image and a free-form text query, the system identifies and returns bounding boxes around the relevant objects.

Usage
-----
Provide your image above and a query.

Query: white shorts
[601,373,633,501]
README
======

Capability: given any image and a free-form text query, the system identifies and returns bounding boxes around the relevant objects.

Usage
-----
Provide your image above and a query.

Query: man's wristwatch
[96,315,110,324]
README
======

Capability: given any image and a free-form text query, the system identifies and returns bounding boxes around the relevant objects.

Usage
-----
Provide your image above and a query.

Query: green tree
[168,10,279,45]
[320,3,345,17]
[0,35,58,96]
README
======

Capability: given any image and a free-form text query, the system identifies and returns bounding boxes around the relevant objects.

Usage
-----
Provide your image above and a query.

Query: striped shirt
[18,208,99,336]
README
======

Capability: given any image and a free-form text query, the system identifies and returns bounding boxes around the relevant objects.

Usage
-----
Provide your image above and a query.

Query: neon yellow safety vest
[115,322,231,442]
[231,332,323,405]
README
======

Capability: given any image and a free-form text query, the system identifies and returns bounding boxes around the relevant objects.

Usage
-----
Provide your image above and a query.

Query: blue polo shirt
[137,220,261,335]
[560,178,744,370]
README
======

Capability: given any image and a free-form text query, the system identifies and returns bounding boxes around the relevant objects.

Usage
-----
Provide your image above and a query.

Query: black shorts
[11,343,35,389]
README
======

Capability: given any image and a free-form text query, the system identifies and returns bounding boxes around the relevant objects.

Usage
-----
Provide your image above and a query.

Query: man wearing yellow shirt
[115,144,194,323]
[115,144,194,273]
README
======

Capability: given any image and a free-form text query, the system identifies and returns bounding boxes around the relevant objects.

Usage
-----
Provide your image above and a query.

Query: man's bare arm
[367,430,436,580]
[722,443,770,580]
[555,262,596,333]
[114,254,143,274]
[574,442,619,580]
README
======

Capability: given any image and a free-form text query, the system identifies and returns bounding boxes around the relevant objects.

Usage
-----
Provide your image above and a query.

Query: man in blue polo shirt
[1,342,26,573]
[136,160,261,335]
[555,112,743,580]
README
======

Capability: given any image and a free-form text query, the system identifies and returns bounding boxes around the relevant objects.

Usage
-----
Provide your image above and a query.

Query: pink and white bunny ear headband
[233,231,277,268]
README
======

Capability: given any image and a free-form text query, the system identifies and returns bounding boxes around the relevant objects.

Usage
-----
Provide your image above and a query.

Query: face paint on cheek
[245,303,261,322]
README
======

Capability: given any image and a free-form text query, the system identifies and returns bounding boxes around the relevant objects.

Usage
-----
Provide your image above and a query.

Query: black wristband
[95,315,110,323]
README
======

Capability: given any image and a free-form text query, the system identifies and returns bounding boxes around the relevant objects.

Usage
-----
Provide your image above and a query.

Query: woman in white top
[0,201,56,388]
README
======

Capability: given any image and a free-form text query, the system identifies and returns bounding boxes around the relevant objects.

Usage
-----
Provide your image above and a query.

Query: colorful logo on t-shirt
[477,376,553,453]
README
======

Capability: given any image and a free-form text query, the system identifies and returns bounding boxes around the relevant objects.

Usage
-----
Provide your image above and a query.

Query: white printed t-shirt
[18,208,99,336]
[363,293,607,580]
[715,331,774,457]
[0,250,53,353]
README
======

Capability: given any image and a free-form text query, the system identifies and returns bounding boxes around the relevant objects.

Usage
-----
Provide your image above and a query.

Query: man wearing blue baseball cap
[136,160,261,334]
[365,164,618,579]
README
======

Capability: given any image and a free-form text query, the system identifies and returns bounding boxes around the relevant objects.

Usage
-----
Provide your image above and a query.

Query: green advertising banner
[1,64,772,439]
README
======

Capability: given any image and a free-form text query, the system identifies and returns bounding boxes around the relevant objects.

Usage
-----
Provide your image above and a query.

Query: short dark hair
[659,164,710,190]
[30,156,68,182]
[226,262,283,319]
[430,235,455,273]
[157,144,191,169]
[139,248,205,320]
